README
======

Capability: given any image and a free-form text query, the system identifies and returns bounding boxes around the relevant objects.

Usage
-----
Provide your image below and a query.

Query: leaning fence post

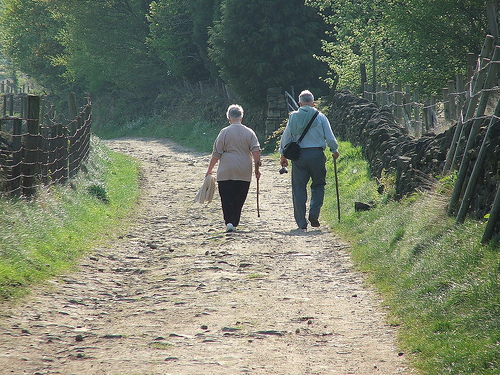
[22,95,40,197]
[448,45,500,216]
[482,181,500,244]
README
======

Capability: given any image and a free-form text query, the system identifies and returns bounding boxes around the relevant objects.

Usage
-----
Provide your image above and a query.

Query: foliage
[147,0,210,80]
[0,0,67,91]
[323,140,500,374]
[309,0,490,95]
[0,137,140,300]
[209,0,330,107]
[49,0,166,93]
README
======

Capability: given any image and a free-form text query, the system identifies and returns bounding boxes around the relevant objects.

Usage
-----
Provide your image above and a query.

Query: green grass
[97,114,223,153]
[323,141,500,374]
[0,136,140,299]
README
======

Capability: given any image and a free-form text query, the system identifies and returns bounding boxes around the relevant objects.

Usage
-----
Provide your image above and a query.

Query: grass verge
[0,136,140,300]
[323,140,500,374]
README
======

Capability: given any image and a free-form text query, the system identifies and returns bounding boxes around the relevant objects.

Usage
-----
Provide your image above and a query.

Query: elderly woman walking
[206,104,261,232]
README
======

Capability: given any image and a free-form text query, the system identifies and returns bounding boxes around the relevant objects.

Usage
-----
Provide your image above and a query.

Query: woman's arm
[252,150,261,180]
[206,156,218,176]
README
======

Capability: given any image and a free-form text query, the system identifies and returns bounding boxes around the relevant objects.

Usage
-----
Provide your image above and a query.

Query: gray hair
[226,104,244,119]
[299,90,314,104]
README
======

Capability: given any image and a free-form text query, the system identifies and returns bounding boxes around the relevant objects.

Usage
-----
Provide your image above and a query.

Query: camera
[279,166,288,174]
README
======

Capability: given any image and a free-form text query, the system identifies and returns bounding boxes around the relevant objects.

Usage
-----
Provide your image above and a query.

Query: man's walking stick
[256,177,260,217]
[334,158,340,222]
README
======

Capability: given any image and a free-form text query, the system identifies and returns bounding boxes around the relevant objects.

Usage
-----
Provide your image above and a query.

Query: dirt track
[0,138,410,374]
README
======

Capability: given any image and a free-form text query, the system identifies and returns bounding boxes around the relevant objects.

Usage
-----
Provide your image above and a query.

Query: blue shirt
[279,105,338,154]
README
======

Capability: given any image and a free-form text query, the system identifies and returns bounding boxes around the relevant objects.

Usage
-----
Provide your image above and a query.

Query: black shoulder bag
[283,110,319,161]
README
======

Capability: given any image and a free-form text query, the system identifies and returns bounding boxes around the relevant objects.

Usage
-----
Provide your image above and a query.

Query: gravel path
[0,138,410,374]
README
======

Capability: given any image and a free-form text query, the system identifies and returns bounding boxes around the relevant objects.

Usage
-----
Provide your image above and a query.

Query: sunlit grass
[323,140,500,374]
[0,136,140,299]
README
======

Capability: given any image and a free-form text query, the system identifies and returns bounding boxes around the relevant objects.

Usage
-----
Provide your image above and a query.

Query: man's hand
[280,154,289,167]
[332,151,340,160]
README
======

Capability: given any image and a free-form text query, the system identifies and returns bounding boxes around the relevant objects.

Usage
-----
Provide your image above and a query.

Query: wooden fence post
[360,63,367,95]
[422,94,430,132]
[486,1,499,44]
[395,80,403,120]
[467,53,476,82]
[22,95,40,197]
[413,89,421,136]
[363,82,370,100]
[482,181,500,244]
[404,84,412,119]
[387,82,394,109]
[10,118,23,195]
[456,74,465,119]
[371,45,376,102]
[447,80,457,121]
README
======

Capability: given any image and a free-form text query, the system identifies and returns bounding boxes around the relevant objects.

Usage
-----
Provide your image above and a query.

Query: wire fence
[0,94,91,197]
[360,34,500,243]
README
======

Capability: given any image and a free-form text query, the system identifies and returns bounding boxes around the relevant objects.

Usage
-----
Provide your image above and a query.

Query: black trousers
[218,180,250,227]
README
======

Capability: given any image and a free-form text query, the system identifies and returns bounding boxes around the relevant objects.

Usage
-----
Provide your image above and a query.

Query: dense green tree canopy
[209,0,329,106]
[50,0,166,93]
[148,0,208,80]
[309,0,491,94]
[0,0,66,91]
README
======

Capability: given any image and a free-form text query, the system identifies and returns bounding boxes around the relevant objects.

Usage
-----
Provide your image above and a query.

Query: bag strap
[297,110,319,143]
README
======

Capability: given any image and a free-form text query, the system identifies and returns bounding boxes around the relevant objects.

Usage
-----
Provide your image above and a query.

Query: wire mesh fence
[0,94,91,197]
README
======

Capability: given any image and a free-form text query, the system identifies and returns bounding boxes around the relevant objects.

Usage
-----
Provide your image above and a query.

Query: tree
[209,0,329,107]
[49,0,167,93]
[0,0,66,91]
[187,0,222,79]
[147,0,211,80]
[310,0,490,95]
[386,0,488,91]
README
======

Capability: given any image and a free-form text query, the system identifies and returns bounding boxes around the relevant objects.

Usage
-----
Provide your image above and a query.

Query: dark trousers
[218,180,250,227]
[291,148,327,229]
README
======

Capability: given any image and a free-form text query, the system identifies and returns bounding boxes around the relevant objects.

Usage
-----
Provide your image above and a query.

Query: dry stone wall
[329,90,500,222]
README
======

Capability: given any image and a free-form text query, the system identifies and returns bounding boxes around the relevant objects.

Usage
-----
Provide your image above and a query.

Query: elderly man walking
[279,90,339,230]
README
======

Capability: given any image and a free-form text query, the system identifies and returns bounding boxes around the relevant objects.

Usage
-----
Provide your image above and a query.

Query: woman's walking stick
[256,177,260,217]
[334,158,340,222]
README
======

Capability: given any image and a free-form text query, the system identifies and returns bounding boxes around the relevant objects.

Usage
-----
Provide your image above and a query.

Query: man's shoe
[308,216,320,227]
[226,223,236,232]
